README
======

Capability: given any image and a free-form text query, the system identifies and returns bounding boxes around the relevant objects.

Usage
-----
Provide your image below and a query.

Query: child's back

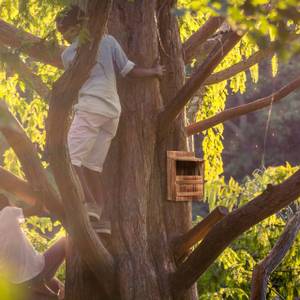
[61,34,135,118]
[0,206,45,284]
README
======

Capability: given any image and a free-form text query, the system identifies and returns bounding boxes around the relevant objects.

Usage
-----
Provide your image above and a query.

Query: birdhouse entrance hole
[176,160,201,176]
[167,151,204,202]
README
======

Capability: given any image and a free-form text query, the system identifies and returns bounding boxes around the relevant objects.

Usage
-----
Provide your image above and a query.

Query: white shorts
[67,110,119,173]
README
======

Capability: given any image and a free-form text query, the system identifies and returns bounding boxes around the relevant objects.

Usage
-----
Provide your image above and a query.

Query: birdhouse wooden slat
[167,151,204,202]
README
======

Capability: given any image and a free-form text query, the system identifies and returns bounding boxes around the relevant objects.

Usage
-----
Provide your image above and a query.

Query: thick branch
[173,206,228,260]
[0,19,63,68]
[171,171,300,295]
[250,211,300,300]
[0,45,50,99]
[158,31,242,139]
[183,16,225,64]
[0,166,38,205]
[205,47,273,85]
[46,1,115,297]
[0,102,63,218]
[186,75,300,136]
[205,34,300,85]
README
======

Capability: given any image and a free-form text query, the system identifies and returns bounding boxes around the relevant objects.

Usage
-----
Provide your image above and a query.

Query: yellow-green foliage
[0,1,298,298]
[176,0,290,180]
[0,3,66,294]
[198,164,300,299]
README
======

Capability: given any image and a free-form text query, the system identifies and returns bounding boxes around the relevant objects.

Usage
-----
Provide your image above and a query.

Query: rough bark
[171,172,300,296]
[186,75,300,136]
[65,239,109,300]
[0,102,63,218]
[0,166,38,205]
[47,1,115,297]
[98,1,188,298]
[250,211,300,300]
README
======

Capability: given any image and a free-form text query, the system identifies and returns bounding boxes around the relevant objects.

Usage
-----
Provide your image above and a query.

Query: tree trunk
[65,1,197,299]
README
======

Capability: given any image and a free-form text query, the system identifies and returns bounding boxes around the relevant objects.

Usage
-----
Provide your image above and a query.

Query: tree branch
[0,166,39,205]
[0,101,63,218]
[0,19,63,68]
[186,75,300,136]
[158,30,242,139]
[171,171,300,296]
[46,1,115,297]
[205,46,273,85]
[205,34,300,85]
[173,206,228,261]
[183,16,225,64]
[250,211,300,300]
[0,45,50,99]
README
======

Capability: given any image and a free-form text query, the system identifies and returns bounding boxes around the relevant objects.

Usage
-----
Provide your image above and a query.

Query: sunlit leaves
[199,164,300,298]
[178,0,295,181]
[0,1,65,278]
[178,0,300,50]
[177,0,208,42]
[272,54,278,77]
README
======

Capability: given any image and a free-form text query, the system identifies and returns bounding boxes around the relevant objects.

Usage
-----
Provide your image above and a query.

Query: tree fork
[185,75,300,136]
[171,169,300,296]
[250,211,300,299]
[0,101,63,218]
[183,16,225,64]
[172,206,228,261]
[157,2,198,298]
[158,30,242,139]
[204,34,300,85]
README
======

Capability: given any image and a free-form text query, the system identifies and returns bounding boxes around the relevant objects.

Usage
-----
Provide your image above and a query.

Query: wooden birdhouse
[167,151,204,202]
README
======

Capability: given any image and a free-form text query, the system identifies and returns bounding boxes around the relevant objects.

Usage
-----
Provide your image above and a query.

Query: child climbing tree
[0,0,299,299]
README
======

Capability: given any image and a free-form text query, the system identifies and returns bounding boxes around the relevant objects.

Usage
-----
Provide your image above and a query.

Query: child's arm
[112,36,165,79]
[127,64,166,79]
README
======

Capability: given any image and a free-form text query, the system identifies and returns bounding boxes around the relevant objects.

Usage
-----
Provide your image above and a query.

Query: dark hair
[0,194,10,210]
[56,5,85,33]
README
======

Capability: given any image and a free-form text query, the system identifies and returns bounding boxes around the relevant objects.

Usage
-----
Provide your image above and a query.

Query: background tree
[0,0,299,299]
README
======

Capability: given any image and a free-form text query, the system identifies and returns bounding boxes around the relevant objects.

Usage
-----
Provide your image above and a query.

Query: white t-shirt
[61,34,135,118]
[0,207,45,284]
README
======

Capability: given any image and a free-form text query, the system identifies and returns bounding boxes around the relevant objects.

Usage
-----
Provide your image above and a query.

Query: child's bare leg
[30,238,66,298]
[44,237,66,274]
[82,167,105,217]
[81,167,111,234]
[73,166,95,204]
[74,166,101,220]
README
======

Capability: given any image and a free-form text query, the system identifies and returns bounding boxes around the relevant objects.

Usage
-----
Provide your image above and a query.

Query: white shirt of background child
[0,207,45,284]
